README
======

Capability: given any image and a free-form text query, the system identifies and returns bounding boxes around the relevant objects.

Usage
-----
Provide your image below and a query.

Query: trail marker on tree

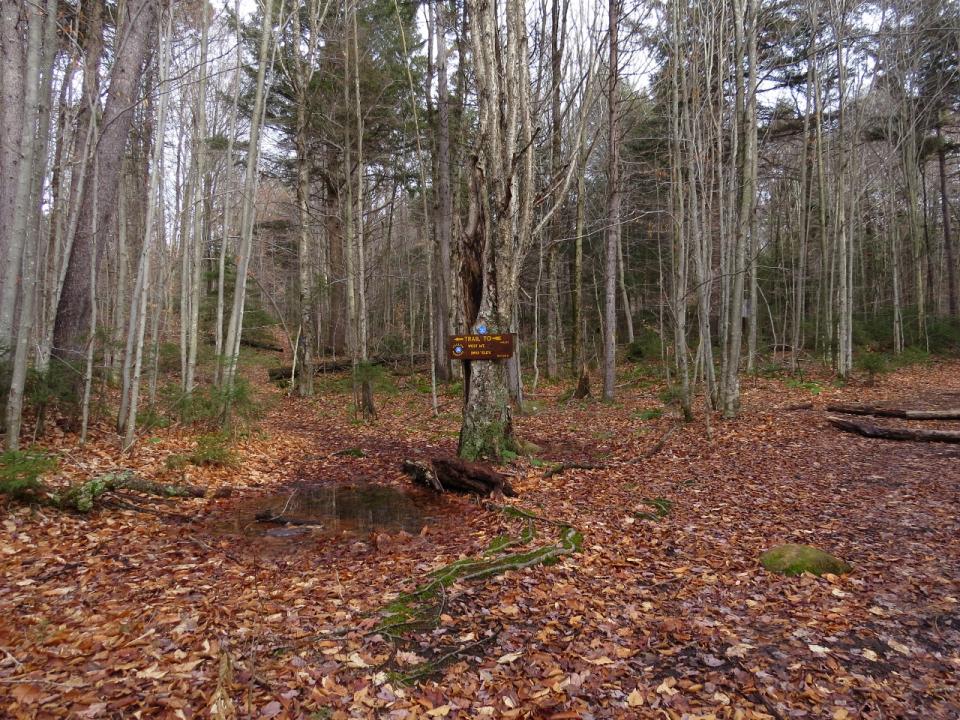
[447,333,514,361]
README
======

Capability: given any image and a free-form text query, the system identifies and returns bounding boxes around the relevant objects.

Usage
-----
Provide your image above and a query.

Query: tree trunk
[222,0,274,393]
[185,0,210,394]
[119,13,170,448]
[53,0,158,365]
[938,123,957,318]
[433,0,453,382]
[721,0,757,417]
[571,154,586,377]
[0,1,27,350]
[603,0,621,402]
[546,0,568,381]
[292,1,316,397]
[458,0,535,459]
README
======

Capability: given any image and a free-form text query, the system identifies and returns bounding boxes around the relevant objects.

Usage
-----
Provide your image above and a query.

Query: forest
[1,0,959,716]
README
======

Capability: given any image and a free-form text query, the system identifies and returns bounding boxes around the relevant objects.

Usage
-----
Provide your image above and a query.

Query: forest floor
[1,356,959,719]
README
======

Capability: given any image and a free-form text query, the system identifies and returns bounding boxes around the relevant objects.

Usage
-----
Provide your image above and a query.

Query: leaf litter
[1,362,959,717]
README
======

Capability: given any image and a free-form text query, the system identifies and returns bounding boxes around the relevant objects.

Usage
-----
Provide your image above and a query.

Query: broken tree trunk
[402,458,516,497]
[826,416,960,444]
[572,365,591,400]
[826,403,960,420]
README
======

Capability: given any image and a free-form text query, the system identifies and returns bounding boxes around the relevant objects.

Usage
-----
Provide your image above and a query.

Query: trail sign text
[447,333,514,361]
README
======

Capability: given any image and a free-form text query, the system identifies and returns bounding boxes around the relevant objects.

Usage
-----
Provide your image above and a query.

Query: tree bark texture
[53,0,158,365]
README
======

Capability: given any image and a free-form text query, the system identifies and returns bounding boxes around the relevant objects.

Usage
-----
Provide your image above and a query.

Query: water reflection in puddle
[214,483,434,538]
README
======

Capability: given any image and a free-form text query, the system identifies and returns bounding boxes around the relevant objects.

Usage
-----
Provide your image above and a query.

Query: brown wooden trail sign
[447,333,514,360]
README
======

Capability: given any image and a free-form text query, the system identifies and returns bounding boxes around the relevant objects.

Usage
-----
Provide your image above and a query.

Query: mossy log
[402,458,516,497]
[827,416,960,444]
[52,471,205,512]
[827,403,960,420]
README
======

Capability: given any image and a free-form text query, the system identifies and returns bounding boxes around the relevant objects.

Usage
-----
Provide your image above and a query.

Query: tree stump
[402,458,516,497]
[572,365,591,400]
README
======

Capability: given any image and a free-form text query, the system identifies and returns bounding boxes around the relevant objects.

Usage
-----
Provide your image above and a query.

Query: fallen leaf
[260,700,282,718]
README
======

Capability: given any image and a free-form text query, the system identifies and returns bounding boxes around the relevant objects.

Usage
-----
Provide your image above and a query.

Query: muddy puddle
[212,483,437,539]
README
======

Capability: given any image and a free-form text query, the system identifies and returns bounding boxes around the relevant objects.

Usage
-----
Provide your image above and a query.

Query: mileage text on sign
[447,333,515,360]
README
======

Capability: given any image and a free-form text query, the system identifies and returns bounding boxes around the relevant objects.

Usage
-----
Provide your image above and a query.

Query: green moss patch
[760,543,851,576]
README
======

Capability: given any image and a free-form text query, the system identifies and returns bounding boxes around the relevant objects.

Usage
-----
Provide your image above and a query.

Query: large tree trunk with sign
[457,0,592,460]
[457,0,534,461]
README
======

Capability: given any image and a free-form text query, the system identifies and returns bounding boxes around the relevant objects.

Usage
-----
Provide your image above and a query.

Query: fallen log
[402,458,516,497]
[52,471,205,512]
[826,403,960,420]
[267,354,430,381]
[241,337,285,352]
[826,416,960,444]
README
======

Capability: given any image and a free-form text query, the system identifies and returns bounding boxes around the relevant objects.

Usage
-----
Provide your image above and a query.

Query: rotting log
[826,416,960,444]
[826,403,960,420]
[53,471,205,512]
[402,458,516,497]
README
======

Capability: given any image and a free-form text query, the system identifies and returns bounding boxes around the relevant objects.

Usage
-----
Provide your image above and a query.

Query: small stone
[760,544,851,576]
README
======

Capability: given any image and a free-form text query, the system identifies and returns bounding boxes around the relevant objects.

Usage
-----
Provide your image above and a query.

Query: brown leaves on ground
[2,361,960,718]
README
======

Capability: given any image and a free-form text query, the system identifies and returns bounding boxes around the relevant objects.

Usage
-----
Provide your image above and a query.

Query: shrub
[353,361,396,395]
[625,327,663,362]
[786,378,823,395]
[377,333,407,358]
[165,378,260,428]
[634,407,664,421]
[137,407,170,430]
[925,317,960,354]
[856,351,888,383]
[894,346,930,367]
[26,364,79,416]
[658,384,686,405]
[188,433,237,467]
[0,450,57,500]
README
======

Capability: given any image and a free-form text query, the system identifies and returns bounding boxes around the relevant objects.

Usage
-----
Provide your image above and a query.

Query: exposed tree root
[374,506,582,682]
